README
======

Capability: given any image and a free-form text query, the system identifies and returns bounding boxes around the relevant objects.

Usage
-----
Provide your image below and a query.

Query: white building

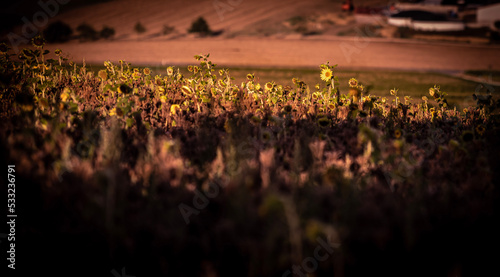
[387,17,412,27]
[388,10,465,31]
[477,3,500,29]
[412,21,465,31]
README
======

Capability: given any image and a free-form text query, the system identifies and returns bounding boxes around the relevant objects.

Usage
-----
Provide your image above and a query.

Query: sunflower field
[1,37,500,276]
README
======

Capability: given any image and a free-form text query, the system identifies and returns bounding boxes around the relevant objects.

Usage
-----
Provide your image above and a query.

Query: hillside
[5,0,499,71]
[48,0,343,39]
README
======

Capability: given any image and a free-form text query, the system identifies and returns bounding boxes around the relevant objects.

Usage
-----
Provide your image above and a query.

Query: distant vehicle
[341,0,354,12]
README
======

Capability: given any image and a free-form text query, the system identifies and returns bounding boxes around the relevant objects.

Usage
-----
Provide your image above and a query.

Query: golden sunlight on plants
[1,37,500,276]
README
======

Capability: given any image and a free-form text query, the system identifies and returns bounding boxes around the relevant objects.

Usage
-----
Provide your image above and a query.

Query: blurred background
[2,2,500,276]
[3,0,500,106]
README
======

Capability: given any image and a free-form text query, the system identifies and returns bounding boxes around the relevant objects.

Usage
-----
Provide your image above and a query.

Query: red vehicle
[342,0,354,12]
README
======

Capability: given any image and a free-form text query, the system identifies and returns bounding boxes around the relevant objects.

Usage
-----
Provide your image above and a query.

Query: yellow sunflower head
[170,104,181,115]
[475,125,486,136]
[181,85,192,95]
[394,129,402,139]
[429,86,440,98]
[429,87,435,97]
[265,82,274,91]
[132,71,141,80]
[116,107,124,117]
[321,68,333,82]
[118,84,131,94]
[348,78,358,87]
[60,87,72,102]
[155,77,163,86]
[31,35,45,48]
[166,66,174,76]
[461,130,474,142]
[98,70,108,81]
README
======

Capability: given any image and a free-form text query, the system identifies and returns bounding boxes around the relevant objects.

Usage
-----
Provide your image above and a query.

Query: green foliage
[1,39,500,277]
[43,21,73,43]
[76,23,99,41]
[99,25,115,39]
[395,27,413,39]
[288,15,306,26]
[134,21,146,34]
[162,24,175,35]
[188,16,212,35]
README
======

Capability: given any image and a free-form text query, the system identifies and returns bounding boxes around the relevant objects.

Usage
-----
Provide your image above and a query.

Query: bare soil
[17,0,500,71]
[45,36,500,71]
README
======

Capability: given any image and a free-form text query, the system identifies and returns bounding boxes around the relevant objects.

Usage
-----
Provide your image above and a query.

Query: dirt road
[46,36,500,71]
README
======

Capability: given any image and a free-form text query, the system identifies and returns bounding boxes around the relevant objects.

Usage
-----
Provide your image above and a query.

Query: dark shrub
[491,31,500,42]
[395,27,413,39]
[43,21,73,43]
[100,26,115,39]
[162,24,175,35]
[76,23,99,41]
[188,17,211,35]
[134,22,146,34]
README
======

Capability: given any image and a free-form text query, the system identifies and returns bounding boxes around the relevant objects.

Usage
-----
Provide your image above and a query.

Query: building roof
[477,2,500,11]
[391,10,448,21]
